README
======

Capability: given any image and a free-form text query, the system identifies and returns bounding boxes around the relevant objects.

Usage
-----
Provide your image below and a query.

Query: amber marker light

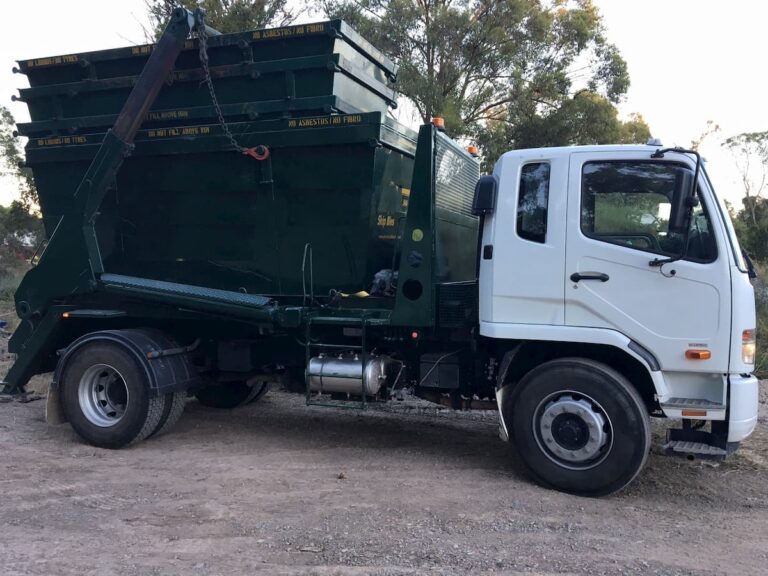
[467,145,479,157]
[685,349,711,360]
[742,329,756,364]
[431,117,445,130]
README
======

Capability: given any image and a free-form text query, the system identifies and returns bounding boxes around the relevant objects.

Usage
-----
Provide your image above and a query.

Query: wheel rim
[78,364,129,427]
[533,391,613,470]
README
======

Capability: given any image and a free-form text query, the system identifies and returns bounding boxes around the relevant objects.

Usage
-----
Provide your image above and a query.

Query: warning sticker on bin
[24,54,79,68]
[286,114,364,129]
[33,135,89,147]
[252,23,326,40]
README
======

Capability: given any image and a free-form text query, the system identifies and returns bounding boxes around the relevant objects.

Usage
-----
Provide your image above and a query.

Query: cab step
[663,440,727,459]
[661,397,724,411]
[663,422,735,460]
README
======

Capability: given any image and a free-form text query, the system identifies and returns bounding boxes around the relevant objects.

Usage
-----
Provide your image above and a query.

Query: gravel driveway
[0,371,766,576]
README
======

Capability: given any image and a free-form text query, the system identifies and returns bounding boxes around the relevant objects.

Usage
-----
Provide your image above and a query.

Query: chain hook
[243,146,270,161]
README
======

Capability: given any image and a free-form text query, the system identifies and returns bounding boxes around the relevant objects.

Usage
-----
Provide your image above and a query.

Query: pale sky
[2,0,766,209]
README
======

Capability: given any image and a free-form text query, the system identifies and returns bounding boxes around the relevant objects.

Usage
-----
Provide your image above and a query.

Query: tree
[476,91,650,170]
[618,112,652,145]
[690,119,720,151]
[722,131,768,228]
[0,201,42,262]
[145,0,300,37]
[0,106,43,266]
[0,106,38,211]
[320,0,636,144]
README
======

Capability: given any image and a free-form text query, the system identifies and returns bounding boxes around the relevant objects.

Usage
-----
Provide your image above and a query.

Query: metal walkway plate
[100,274,271,308]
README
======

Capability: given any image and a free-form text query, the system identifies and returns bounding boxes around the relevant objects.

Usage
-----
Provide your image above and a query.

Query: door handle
[570,272,609,283]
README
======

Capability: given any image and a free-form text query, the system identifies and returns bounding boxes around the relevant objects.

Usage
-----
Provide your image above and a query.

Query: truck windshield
[702,164,749,273]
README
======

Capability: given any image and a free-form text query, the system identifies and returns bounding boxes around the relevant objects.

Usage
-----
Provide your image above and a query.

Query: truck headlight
[742,329,756,365]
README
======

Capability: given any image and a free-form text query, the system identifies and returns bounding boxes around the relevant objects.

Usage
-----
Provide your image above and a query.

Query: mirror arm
[742,249,758,279]
[648,148,702,269]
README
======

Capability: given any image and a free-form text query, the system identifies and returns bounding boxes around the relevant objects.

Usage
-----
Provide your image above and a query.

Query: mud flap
[496,385,510,442]
[45,384,66,425]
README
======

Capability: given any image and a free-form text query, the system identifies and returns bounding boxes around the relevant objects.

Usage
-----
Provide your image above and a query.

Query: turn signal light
[431,117,445,130]
[685,349,711,360]
[743,329,756,364]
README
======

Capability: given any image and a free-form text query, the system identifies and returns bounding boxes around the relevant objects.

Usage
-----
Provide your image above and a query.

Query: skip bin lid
[16,20,397,84]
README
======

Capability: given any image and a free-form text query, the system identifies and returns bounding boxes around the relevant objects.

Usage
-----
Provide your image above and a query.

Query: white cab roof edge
[498,144,684,161]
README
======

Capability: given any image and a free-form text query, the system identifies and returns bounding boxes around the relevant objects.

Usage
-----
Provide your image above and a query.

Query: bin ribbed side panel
[434,133,479,217]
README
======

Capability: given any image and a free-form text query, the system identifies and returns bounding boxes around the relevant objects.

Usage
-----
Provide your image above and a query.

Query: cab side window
[581,161,717,262]
[517,163,550,243]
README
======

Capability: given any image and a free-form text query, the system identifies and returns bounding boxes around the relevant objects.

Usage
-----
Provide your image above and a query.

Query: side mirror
[472,175,497,216]
[668,170,697,233]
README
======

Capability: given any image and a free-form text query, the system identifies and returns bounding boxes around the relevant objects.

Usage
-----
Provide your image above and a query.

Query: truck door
[479,154,569,326]
[564,152,731,373]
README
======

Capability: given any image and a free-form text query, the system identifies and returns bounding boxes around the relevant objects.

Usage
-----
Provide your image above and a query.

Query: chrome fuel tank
[307,354,393,396]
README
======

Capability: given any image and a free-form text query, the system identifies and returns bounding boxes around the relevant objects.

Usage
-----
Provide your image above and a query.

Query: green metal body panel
[3,18,480,395]
[26,113,417,296]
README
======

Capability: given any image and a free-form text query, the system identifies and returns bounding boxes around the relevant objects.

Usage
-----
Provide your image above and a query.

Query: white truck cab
[480,144,758,481]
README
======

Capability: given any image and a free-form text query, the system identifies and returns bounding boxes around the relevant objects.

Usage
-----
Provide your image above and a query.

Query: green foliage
[145,0,300,37]
[756,303,767,378]
[734,199,768,261]
[723,131,768,261]
[0,201,43,262]
[479,91,650,168]
[754,261,768,378]
[722,131,768,227]
[618,113,652,146]
[0,202,34,331]
[320,0,634,145]
[0,106,43,267]
[0,106,38,211]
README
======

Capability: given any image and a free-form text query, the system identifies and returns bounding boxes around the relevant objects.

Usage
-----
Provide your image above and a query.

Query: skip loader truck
[3,8,759,496]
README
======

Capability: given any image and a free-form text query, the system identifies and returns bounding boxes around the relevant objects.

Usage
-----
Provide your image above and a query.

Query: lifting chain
[195,11,269,161]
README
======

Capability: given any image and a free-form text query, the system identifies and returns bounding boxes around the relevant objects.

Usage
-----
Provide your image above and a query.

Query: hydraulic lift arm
[3,8,200,393]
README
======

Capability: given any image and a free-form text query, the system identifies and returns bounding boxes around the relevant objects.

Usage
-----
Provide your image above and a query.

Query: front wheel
[508,358,651,497]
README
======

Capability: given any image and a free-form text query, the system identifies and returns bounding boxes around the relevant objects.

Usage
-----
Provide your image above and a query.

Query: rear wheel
[508,358,651,497]
[149,391,186,438]
[60,341,165,449]
[194,379,269,409]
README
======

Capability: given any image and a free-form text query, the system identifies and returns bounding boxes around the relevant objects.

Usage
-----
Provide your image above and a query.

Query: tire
[149,391,186,438]
[508,358,651,497]
[195,380,269,409]
[244,381,269,405]
[60,340,166,449]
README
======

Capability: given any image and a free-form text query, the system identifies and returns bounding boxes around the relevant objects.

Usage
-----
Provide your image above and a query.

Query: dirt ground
[0,353,767,576]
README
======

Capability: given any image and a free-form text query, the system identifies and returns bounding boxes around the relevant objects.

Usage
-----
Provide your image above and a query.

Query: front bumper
[728,374,759,443]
